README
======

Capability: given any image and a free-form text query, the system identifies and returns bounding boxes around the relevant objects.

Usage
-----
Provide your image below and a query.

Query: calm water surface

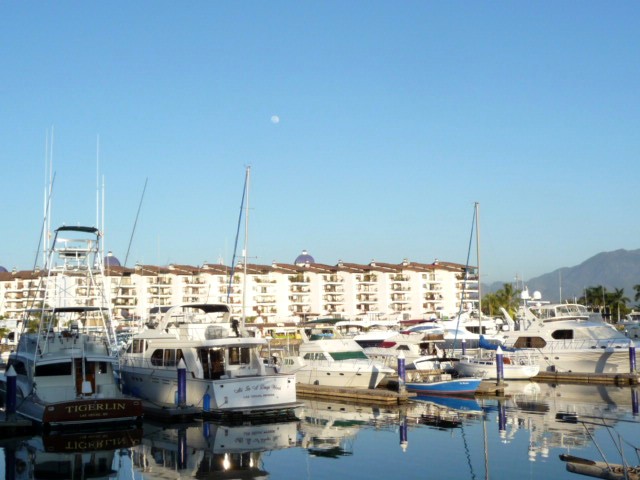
[2,382,638,479]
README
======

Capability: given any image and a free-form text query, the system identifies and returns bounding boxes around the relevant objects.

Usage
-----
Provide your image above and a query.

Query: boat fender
[519,359,526,365]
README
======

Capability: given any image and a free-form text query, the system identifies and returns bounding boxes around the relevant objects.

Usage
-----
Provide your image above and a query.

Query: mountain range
[486,249,640,304]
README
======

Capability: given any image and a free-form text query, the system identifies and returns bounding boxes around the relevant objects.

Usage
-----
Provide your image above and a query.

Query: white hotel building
[0,251,478,324]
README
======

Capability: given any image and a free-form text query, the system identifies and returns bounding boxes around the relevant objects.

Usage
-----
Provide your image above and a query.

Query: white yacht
[279,326,394,388]
[498,290,633,374]
[119,303,299,417]
[0,225,144,429]
[455,347,540,380]
[364,330,456,372]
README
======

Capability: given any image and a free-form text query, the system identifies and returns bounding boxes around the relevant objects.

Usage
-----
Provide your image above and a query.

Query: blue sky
[1,2,638,285]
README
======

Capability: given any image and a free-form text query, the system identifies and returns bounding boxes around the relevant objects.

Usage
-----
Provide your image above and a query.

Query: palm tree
[607,288,630,323]
[482,283,521,318]
[633,284,640,304]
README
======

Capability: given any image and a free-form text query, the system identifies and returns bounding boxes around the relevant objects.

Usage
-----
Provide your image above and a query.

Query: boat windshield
[534,304,589,320]
[329,351,369,361]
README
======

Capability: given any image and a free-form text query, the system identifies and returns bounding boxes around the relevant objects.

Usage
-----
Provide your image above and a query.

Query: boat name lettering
[64,438,141,451]
[64,402,127,414]
[234,384,282,394]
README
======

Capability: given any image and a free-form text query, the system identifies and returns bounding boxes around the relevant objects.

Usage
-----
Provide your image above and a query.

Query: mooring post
[630,341,637,373]
[5,365,16,419]
[399,414,408,452]
[177,358,187,406]
[397,350,406,394]
[496,346,505,385]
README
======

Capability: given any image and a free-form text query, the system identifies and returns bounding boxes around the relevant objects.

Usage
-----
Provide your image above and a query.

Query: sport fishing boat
[119,303,300,417]
[0,225,144,429]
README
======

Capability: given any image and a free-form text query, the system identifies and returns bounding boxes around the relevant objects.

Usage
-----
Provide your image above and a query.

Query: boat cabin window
[199,348,225,380]
[35,362,72,376]
[164,349,176,366]
[551,330,574,340]
[303,352,327,361]
[151,349,164,366]
[150,349,185,367]
[85,361,109,374]
[130,339,146,354]
[513,337,546,349]
[8,360,28,375]
[228,347,251,366]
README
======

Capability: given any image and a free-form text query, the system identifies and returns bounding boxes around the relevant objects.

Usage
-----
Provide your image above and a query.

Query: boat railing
[507,338,630,353]
[305,357,388,369]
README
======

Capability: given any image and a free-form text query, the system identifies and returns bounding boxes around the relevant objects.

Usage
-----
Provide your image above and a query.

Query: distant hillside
[486,249,640,303]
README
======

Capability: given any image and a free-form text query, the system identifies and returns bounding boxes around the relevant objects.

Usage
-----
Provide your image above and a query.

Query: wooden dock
[0,415,35,435]
[296,383,414,404]
[140,401,201,422]
[533,371,640,385]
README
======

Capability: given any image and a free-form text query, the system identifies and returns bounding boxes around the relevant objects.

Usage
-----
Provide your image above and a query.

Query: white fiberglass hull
[536,348,633,374]
[286,363,391,389]
[120,367,297,414]
[455,359,539,380]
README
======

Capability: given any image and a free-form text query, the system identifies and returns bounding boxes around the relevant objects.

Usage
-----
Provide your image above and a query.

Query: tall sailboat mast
[475,202,482,332]
[242,166,251,328]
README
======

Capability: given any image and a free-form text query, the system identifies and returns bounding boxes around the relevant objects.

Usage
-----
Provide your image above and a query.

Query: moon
[270,115,280,124]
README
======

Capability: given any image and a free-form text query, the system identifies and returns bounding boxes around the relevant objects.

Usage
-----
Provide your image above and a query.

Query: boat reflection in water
[297,399,399,458]
[130,418,299,478]
[492,381,639,462]
[1,384,637,479]
[407,394,483,430]
[6,427,142,480]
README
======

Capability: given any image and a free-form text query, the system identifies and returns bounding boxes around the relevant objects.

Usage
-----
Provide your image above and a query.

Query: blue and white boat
[405,377,482,396]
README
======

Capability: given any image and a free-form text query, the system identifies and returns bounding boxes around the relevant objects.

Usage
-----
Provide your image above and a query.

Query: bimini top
[149,303,231,315]
[56,225,100,234]
[28,306,107,314]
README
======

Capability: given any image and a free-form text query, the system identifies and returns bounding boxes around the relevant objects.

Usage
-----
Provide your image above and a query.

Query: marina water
[1,382,638,479]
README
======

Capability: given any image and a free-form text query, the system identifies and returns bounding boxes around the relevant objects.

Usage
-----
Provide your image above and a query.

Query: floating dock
[296,383,413,404]
[533,371,640,385]
[140,401,201,422]
[0,416,34,435]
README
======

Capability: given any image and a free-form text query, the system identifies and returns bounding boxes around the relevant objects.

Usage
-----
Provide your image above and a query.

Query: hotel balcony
[114,298,137,307]
[390,304,411,312]
[290,285,310,293]
[219,286,242,295]
[356,275,377,283]
[356,294,378,302]
[182,296,202,303]
[390,284,410,292]
[323,294,344,302]
[390,274,410,282]
[256,295,276,304]
[254,277,276,284]
[113,292,137,299]
[357,285,377,293]
[322,275,342,283]
[323,285,344,293]
[390,293,409,302]
[288,275,310,284]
